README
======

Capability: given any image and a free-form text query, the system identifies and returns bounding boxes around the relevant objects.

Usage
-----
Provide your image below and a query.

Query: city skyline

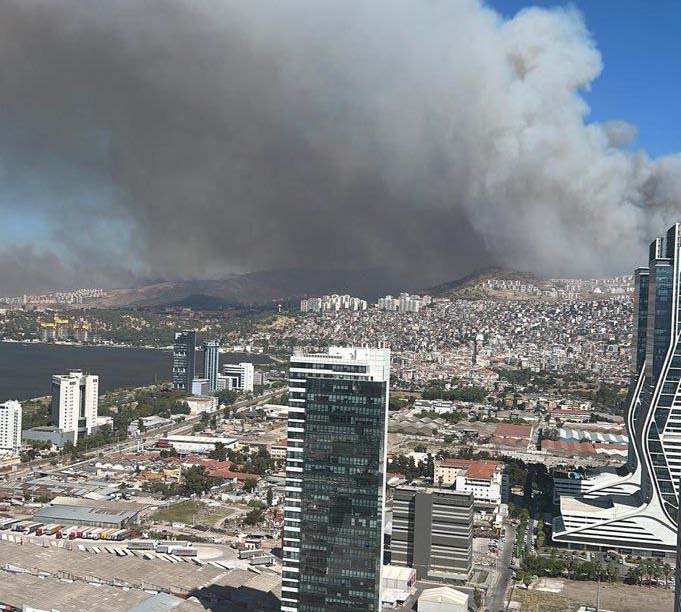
[0,1,680,610]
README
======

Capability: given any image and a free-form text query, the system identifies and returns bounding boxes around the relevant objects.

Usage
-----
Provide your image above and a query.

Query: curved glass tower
[554,223,681,558]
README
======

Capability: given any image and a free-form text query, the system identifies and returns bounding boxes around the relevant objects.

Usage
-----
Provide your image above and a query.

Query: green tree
[266,487,273,507]
[243,478,258,493]
[208,441,227,461]
[473,588,483,610]
[181,466,215,496]
[215,389,238,406]
[243,508,264,526]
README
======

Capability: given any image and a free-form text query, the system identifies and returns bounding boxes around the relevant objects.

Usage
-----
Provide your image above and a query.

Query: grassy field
[153,500,201,524]
[153,500,241,528]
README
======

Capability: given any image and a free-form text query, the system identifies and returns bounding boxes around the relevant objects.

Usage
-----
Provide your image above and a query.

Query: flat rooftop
[0,538,280,611]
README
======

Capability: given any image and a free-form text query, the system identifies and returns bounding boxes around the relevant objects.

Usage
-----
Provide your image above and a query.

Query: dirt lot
[153,500,244,528]
[512,578,674,612]
[511,589,577,612]
[563,580,674,612]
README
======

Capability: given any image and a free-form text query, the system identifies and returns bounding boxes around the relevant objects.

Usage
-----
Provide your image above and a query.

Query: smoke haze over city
[1,0,680,294]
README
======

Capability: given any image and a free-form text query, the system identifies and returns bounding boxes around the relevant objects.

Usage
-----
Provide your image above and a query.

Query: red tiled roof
[495,423,533,438]
[593,443,628,450]
[207,467,260,481]
[436,459,501,481]
[492,436,528,447]
[542,440,596,455]
[465,462,500,480]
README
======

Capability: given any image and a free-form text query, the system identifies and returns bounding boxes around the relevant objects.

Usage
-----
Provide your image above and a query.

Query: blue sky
[489,0,681,157]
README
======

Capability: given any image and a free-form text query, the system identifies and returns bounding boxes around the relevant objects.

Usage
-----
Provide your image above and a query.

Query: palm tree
[663,562,673,588]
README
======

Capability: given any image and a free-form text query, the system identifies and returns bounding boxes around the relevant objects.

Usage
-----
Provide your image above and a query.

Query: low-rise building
[418,586,469,612]
[183,395,218,415]
[434,459,508,510]
[157,434,238,455]
[270,438,287,461]
[492,423,533,450]
[552,467,639,504]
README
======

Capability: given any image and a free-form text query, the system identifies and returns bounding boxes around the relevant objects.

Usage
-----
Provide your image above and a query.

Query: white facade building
[554,225,681,559]
[300,294,368,312]
[0,400,22,453]
[434,459,508,510]
[191,378,211,396]
[418,586,469,612]
[223,362,254,392]
[50,371,98,444]
[377,293,431,313]
[203,340,220,392]
[159,434,238,454]
[552,468,640,504]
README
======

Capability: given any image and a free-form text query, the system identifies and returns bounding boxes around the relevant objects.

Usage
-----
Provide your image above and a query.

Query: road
[525,518,535,556]
[10,389,283,478]
[486,523,517,612]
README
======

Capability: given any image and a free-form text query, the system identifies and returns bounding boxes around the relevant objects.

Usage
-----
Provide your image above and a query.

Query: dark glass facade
[172,330,196,391]
[633,268,650,375]
[297,378,387,612]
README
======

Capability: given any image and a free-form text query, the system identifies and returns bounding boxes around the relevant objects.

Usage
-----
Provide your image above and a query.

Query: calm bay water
[0,342,172,401]
[0,342,275,401]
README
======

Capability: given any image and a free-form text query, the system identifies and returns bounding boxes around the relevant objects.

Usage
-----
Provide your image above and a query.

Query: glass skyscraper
[281,347,390,612]
[554,223,681,558]
[203,340,220,392]
[172,330,196,391]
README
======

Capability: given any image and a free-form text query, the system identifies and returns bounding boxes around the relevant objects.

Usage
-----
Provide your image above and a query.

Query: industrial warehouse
[33,497,148,529]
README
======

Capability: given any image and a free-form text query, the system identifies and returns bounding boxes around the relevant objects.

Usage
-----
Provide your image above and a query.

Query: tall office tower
[203,340,220,392]
[554,223,681,558]
[172,330,196,391]
[223,362,255,392]
[50,371,99,444]
[391,486,473,581]
[281,347,391,612]
[0,400,22,453]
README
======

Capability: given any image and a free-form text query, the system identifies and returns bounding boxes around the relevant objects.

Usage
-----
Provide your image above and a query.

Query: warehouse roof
[34,503,139,525]
[419,586,469,604]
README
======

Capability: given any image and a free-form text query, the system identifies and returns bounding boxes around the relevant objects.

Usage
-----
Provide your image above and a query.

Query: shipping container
[249,555,274,566]
[12,521,30,532]
[238,548,263,559]
[171,547,198,557]
[127,540,156,550]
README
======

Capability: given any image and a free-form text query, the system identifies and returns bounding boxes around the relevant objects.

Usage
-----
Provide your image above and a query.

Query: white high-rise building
[377,293,431,312]
[203,340,220,392]
[0,400,22,453]
[223,362,254,392]
[51,371,99,444]
[300,294,368,312]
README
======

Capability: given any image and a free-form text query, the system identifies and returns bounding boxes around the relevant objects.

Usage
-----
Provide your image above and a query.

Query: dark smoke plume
[0,0,679,294]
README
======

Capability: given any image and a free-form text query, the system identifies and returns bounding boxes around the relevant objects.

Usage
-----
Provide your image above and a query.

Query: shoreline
[1,338,171,351]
